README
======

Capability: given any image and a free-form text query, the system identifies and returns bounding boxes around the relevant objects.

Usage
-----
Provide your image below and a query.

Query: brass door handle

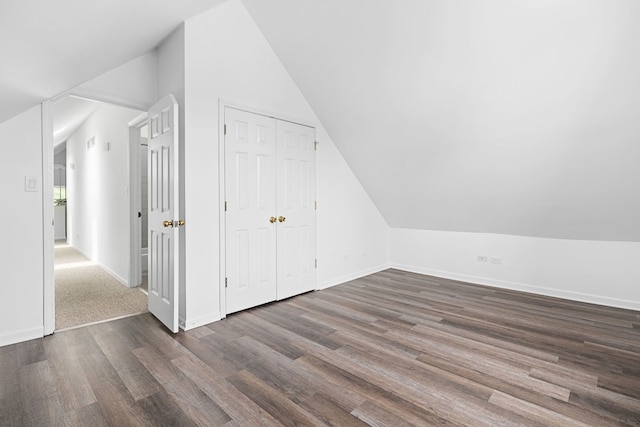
[163,220,174,228]
[278,216,286,223]
[178,220,185,227]
[269,217,277,223]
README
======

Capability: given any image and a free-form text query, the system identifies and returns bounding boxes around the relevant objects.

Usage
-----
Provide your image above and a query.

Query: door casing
[128,112,149,289]
[43,91,150,335]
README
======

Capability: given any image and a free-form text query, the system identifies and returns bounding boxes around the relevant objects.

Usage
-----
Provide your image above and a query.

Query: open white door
[147,95,181,332]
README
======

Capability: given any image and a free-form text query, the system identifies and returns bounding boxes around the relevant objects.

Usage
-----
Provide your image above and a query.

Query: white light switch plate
[25,176,38,192]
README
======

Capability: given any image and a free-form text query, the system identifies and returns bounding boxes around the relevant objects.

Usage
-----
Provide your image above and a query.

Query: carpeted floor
[55,242,148,330]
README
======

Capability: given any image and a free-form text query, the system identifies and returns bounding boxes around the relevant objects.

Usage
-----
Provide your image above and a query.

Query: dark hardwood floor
[1,269,639,426]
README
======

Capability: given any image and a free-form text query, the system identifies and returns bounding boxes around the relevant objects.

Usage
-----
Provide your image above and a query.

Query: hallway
[55,242,147,330]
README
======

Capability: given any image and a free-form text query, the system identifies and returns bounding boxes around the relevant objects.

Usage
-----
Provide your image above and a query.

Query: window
[54,186,66,206]
[54,165,66,206]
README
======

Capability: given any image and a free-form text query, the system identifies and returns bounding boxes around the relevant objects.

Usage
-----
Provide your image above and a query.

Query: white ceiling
[241,0,640,241]
[0,0,227,124]
[2,0,639,241]
[52,96,100,147]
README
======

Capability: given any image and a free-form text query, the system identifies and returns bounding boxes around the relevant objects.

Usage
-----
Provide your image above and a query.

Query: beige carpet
[55,242,148,330]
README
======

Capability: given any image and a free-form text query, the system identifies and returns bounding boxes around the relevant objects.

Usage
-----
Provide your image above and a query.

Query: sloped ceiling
[0,0,227,125]
[52,96,100,146]
[241,0,640,241]
[2,0,639,242]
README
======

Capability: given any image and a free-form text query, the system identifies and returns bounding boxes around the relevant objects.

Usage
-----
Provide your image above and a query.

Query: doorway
[139,124,149,292]
[51,96,148,330]
[129,117,150,293]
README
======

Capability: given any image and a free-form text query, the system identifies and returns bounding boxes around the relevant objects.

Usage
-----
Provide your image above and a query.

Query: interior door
[225,107,278,314]
[147,95,181,332]
[276,120,316,300]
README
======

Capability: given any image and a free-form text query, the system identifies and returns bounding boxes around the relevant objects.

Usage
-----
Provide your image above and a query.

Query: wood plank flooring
[1,269,639,426]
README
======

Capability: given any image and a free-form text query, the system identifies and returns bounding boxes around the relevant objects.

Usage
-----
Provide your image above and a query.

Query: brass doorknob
[269,217,277,223]
[278,216,286,223]
[178,220,185,227]
[163,220,174,228]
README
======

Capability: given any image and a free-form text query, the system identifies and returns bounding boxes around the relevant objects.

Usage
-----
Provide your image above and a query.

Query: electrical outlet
[490,256,502,264]
[477,255,488,262]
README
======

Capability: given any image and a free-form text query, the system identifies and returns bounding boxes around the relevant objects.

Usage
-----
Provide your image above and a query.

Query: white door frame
[128,112,149,288]
[217,99,318,318]
[43,100,55,335]
[43,91,148,334]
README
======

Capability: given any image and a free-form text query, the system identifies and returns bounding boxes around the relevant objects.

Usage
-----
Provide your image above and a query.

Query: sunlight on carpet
[55,243,147,330]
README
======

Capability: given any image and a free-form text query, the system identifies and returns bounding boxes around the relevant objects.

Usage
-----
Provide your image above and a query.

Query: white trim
[317,263,391,290]
[62,244,130,288]
[180,312,222,331]
[171,94,181,333]
[128,113,149,289]
[128,112,149,127]
[312,125,318,299]
[218,98,318,130]
[218,99,227,318]
[69,244,92,260]
[42,101,55,336]
[53,88,150,112]
[391,263,640,312]
[0,327,44,348]
[55,311,147,332]
[98,262,130,288]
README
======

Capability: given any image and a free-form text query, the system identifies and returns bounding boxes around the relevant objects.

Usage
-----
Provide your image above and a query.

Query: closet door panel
[225,108,278,314]
[276,120,316,300]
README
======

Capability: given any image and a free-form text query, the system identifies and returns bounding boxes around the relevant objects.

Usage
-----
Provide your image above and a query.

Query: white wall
[74,51,159,110]
[0,50,160,347]
[66,103,143,285]
[315,131,390,289]
[170,0,388,329]
[241,0,640,243]
[391,228,640,311]
[0,106,44,346]
[240,0,640,312]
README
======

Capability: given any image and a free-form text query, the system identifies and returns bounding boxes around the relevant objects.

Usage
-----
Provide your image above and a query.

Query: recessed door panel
[225,107,277,314]
[276,120,316,300]
[224,108,316,313]
[147,95,180,333]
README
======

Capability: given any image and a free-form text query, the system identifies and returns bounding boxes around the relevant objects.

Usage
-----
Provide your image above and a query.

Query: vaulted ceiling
[2,0,639,241]
[241,0,640,241]
[0,0,227,125]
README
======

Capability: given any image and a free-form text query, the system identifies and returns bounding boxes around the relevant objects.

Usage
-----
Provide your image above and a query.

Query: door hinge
[314,200,317,210]
[224,124,227,135]
[225,201,227,211]
[225,277,228,288]
[314,141,319,151]
[315,259,318,269]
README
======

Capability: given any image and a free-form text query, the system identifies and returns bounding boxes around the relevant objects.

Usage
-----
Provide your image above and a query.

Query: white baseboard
[71,245,92,260]
[318,263,391,290]
[98,262,129,287]
[179,312,222,331]
[69,244,130,287]
[0,326,43,348]
[391,263,640,312]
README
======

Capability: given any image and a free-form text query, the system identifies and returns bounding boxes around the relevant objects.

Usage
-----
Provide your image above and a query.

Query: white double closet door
[225,107,316,314]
